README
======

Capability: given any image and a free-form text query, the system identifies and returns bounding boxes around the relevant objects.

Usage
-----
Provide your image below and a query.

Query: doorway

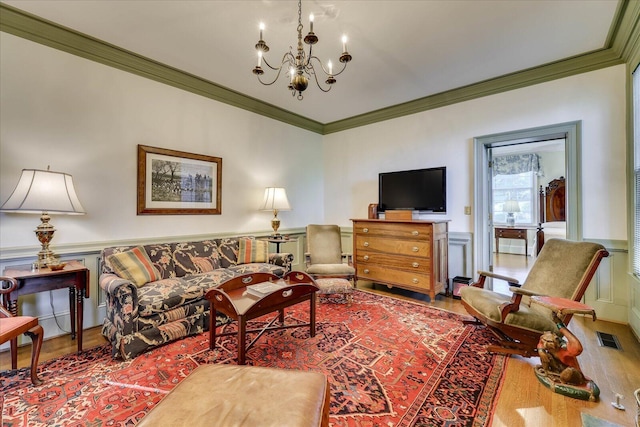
[473,121,581,291]
[490,141,565,291]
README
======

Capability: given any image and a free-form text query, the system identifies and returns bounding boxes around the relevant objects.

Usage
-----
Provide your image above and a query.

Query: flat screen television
[378,167,446,213]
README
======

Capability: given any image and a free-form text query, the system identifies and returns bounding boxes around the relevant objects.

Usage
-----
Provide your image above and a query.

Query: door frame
[473,121,581,280]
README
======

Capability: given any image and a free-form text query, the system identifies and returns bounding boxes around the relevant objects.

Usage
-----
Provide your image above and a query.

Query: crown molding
[0,3,324,134]
[1,1,637,135]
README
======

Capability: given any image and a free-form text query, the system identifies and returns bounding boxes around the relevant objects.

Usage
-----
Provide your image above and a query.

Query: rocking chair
[459,239,608,357]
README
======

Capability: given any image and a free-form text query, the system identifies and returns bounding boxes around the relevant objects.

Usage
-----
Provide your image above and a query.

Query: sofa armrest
[99,273,139,336]
[269,252,294,273]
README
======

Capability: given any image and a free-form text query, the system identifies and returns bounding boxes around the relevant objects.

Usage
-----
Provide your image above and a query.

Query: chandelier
[252,0,352,100]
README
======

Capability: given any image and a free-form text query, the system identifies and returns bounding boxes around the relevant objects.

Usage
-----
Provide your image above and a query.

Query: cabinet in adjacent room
[351,219,449,300]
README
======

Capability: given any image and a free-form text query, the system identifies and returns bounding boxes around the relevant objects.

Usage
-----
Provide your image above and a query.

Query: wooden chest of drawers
[351,219,449,300]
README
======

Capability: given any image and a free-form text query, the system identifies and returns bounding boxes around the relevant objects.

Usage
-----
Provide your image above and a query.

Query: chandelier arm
[262,51,295,72]
[307,56,331,76]
[329,59,349,77]
[308,67,332,92]
[256,68,286,86]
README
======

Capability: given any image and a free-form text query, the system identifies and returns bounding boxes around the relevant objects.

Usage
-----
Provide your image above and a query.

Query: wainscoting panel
[447,232,474,283]
[583,246,629,324]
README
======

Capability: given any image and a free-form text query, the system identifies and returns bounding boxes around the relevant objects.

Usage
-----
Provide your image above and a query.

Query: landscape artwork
[137,145,222,215]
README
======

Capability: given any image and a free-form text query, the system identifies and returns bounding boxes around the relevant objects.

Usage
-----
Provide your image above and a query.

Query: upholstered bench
[137,364,330,427]
[315,278,354,304]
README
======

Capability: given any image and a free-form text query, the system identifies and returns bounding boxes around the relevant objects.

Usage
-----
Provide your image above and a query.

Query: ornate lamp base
[270,210,281,237]
[35,212,57,266]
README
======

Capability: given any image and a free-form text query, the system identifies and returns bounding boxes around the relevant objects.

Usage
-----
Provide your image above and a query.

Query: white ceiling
[2,0,620,124]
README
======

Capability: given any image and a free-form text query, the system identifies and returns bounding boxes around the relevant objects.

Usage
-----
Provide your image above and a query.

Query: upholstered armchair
[305,224,355,283]
[459,239,608,357]
[1,276,44,385]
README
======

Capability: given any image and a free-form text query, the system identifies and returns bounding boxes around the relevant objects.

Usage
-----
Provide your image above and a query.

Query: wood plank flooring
[2,255,639,427]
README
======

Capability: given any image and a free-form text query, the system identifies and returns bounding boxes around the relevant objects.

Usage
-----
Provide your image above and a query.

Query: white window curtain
[492,154,540,176]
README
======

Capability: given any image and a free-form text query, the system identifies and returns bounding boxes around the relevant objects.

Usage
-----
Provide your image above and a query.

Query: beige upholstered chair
[0,276,44,385]
[460,239,608,357]
[305,224,355,290]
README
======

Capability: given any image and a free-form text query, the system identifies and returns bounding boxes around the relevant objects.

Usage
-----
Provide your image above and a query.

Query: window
[493,171,535,225]
[492,153,540,225]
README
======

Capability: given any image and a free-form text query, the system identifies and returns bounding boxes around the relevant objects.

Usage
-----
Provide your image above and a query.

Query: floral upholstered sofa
[100,237,292,359]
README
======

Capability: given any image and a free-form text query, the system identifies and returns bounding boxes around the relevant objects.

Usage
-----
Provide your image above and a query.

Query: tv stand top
[350,218,450,224]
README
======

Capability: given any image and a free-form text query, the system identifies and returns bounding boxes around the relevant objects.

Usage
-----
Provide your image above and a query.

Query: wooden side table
[2,260,90,354]
[495,226,529,256]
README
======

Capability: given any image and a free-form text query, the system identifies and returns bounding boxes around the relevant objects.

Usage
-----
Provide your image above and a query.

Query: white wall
[0,33,325,250]
[323,65,627,245]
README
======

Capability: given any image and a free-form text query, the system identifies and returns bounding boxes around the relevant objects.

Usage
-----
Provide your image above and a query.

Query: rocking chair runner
[459,239,609,357]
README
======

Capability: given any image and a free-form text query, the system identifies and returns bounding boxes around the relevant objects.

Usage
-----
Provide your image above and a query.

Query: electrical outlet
[464,206,471,215]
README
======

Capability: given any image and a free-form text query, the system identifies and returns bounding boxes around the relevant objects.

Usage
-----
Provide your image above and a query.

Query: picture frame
[137,145,222,215]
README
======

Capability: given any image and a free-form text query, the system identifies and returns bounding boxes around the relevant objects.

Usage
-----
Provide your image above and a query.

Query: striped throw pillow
[107,246,161,287]
[238,238,269,264]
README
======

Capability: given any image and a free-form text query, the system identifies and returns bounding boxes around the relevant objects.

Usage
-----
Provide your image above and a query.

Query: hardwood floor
[2,260,639,427]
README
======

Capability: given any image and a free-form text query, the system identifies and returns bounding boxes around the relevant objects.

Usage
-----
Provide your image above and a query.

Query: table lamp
[504,200,520,227]
[259,187,291,237]
[0,167,86,265]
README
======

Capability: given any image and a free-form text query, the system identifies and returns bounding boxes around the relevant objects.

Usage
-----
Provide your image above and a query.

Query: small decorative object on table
[46,257,67,271]
[48,262,67,271]
[530,295,600,401]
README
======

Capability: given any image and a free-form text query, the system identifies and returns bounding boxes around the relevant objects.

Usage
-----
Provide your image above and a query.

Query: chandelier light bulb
[309,14,314,32]
[342,35,347,53]
[259,22,265,40]
[328,60,332,75]
[258,50,262,67]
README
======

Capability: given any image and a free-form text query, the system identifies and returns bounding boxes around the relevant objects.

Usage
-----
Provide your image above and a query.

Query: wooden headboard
[539,177,566,223]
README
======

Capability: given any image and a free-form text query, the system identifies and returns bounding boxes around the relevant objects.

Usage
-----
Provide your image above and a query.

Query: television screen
[378,167,446,213]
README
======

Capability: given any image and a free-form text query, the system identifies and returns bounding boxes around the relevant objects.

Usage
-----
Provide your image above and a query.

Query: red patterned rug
[1,290,508,426]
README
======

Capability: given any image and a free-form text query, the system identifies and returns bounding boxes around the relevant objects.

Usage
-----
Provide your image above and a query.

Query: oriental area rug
[1,290,508,427]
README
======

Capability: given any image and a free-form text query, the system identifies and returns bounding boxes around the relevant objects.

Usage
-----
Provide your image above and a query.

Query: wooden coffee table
[205,272,319,364]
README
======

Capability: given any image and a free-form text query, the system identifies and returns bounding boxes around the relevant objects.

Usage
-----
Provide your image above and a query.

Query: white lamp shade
[0,169,86,214]
[259,187,291,211]
[503,200,521,214]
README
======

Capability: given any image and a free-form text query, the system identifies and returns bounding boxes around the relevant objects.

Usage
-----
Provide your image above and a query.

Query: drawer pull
[363,255,369,261]
[412,278,419,284]
[363,268,370,274]
[412,262,419,268]
[412,247,419,252]
[364,242,369,247]
[363,228,369,233]
[412,230,419,236]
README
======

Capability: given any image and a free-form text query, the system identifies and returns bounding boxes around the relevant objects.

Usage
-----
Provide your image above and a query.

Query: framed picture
[137,145,222,215]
